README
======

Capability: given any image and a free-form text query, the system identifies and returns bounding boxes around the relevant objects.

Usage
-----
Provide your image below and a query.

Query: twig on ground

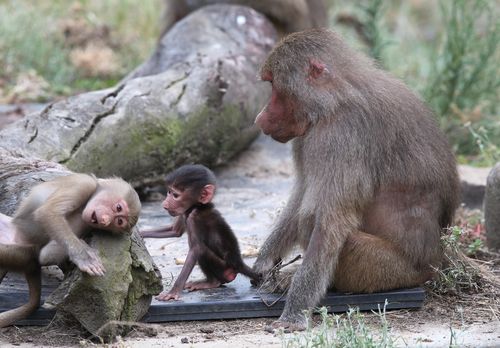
[257,255,302,307]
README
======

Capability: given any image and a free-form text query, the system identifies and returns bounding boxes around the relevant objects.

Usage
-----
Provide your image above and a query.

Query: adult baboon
[252,28,460,330]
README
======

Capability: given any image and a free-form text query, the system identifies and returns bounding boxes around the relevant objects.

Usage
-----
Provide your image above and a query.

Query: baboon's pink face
[255,71,309,143]
[82,193,131,233]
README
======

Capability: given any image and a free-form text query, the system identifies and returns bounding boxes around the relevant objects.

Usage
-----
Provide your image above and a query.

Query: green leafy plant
[335,0,391,65]
[429,226,482,295]
[357,0,389,63]
[464,123,500,166]
[466,238,483,257]
[425,0,500,163]
[281,304,396,348]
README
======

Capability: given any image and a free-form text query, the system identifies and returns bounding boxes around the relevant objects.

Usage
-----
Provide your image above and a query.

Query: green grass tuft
[281,305,396,348]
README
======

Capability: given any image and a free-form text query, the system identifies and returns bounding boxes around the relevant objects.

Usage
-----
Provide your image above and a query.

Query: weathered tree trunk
[0,149,70,215]
[0,5,276,189]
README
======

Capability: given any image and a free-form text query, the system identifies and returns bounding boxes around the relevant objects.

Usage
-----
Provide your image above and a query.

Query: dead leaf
[175,257,186,265]
[241,246,259,258]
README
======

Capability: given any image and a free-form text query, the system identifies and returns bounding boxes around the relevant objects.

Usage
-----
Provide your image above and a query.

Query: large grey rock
[0,5,276,187]
[45,230,162,339]
[458,165,492,209]
[485,163,500,250]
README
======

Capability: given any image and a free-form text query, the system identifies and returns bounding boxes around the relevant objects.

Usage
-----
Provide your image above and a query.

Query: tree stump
[485,163,500,250]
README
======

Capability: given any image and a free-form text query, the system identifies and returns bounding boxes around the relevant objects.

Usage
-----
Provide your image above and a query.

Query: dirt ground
[1,134,499,347]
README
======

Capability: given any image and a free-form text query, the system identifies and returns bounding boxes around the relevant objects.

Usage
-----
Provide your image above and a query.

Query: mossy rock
[45,230,162,340]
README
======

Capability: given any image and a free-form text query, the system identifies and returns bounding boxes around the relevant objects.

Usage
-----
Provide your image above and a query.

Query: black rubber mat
[1,273,425,325]
[0,271,61,326]
[144,277,425,322]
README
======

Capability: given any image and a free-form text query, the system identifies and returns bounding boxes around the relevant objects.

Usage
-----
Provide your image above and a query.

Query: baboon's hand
[156,291,180,301]
[70,243,105,276]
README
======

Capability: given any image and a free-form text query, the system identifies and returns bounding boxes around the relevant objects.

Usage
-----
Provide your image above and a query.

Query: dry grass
[257,255,302,299]
[427,249,500,324]
[69,43,121,77]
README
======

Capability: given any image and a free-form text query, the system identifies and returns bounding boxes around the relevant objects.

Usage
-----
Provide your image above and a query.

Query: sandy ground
[1,134,499,347]
[117,321,500,348]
